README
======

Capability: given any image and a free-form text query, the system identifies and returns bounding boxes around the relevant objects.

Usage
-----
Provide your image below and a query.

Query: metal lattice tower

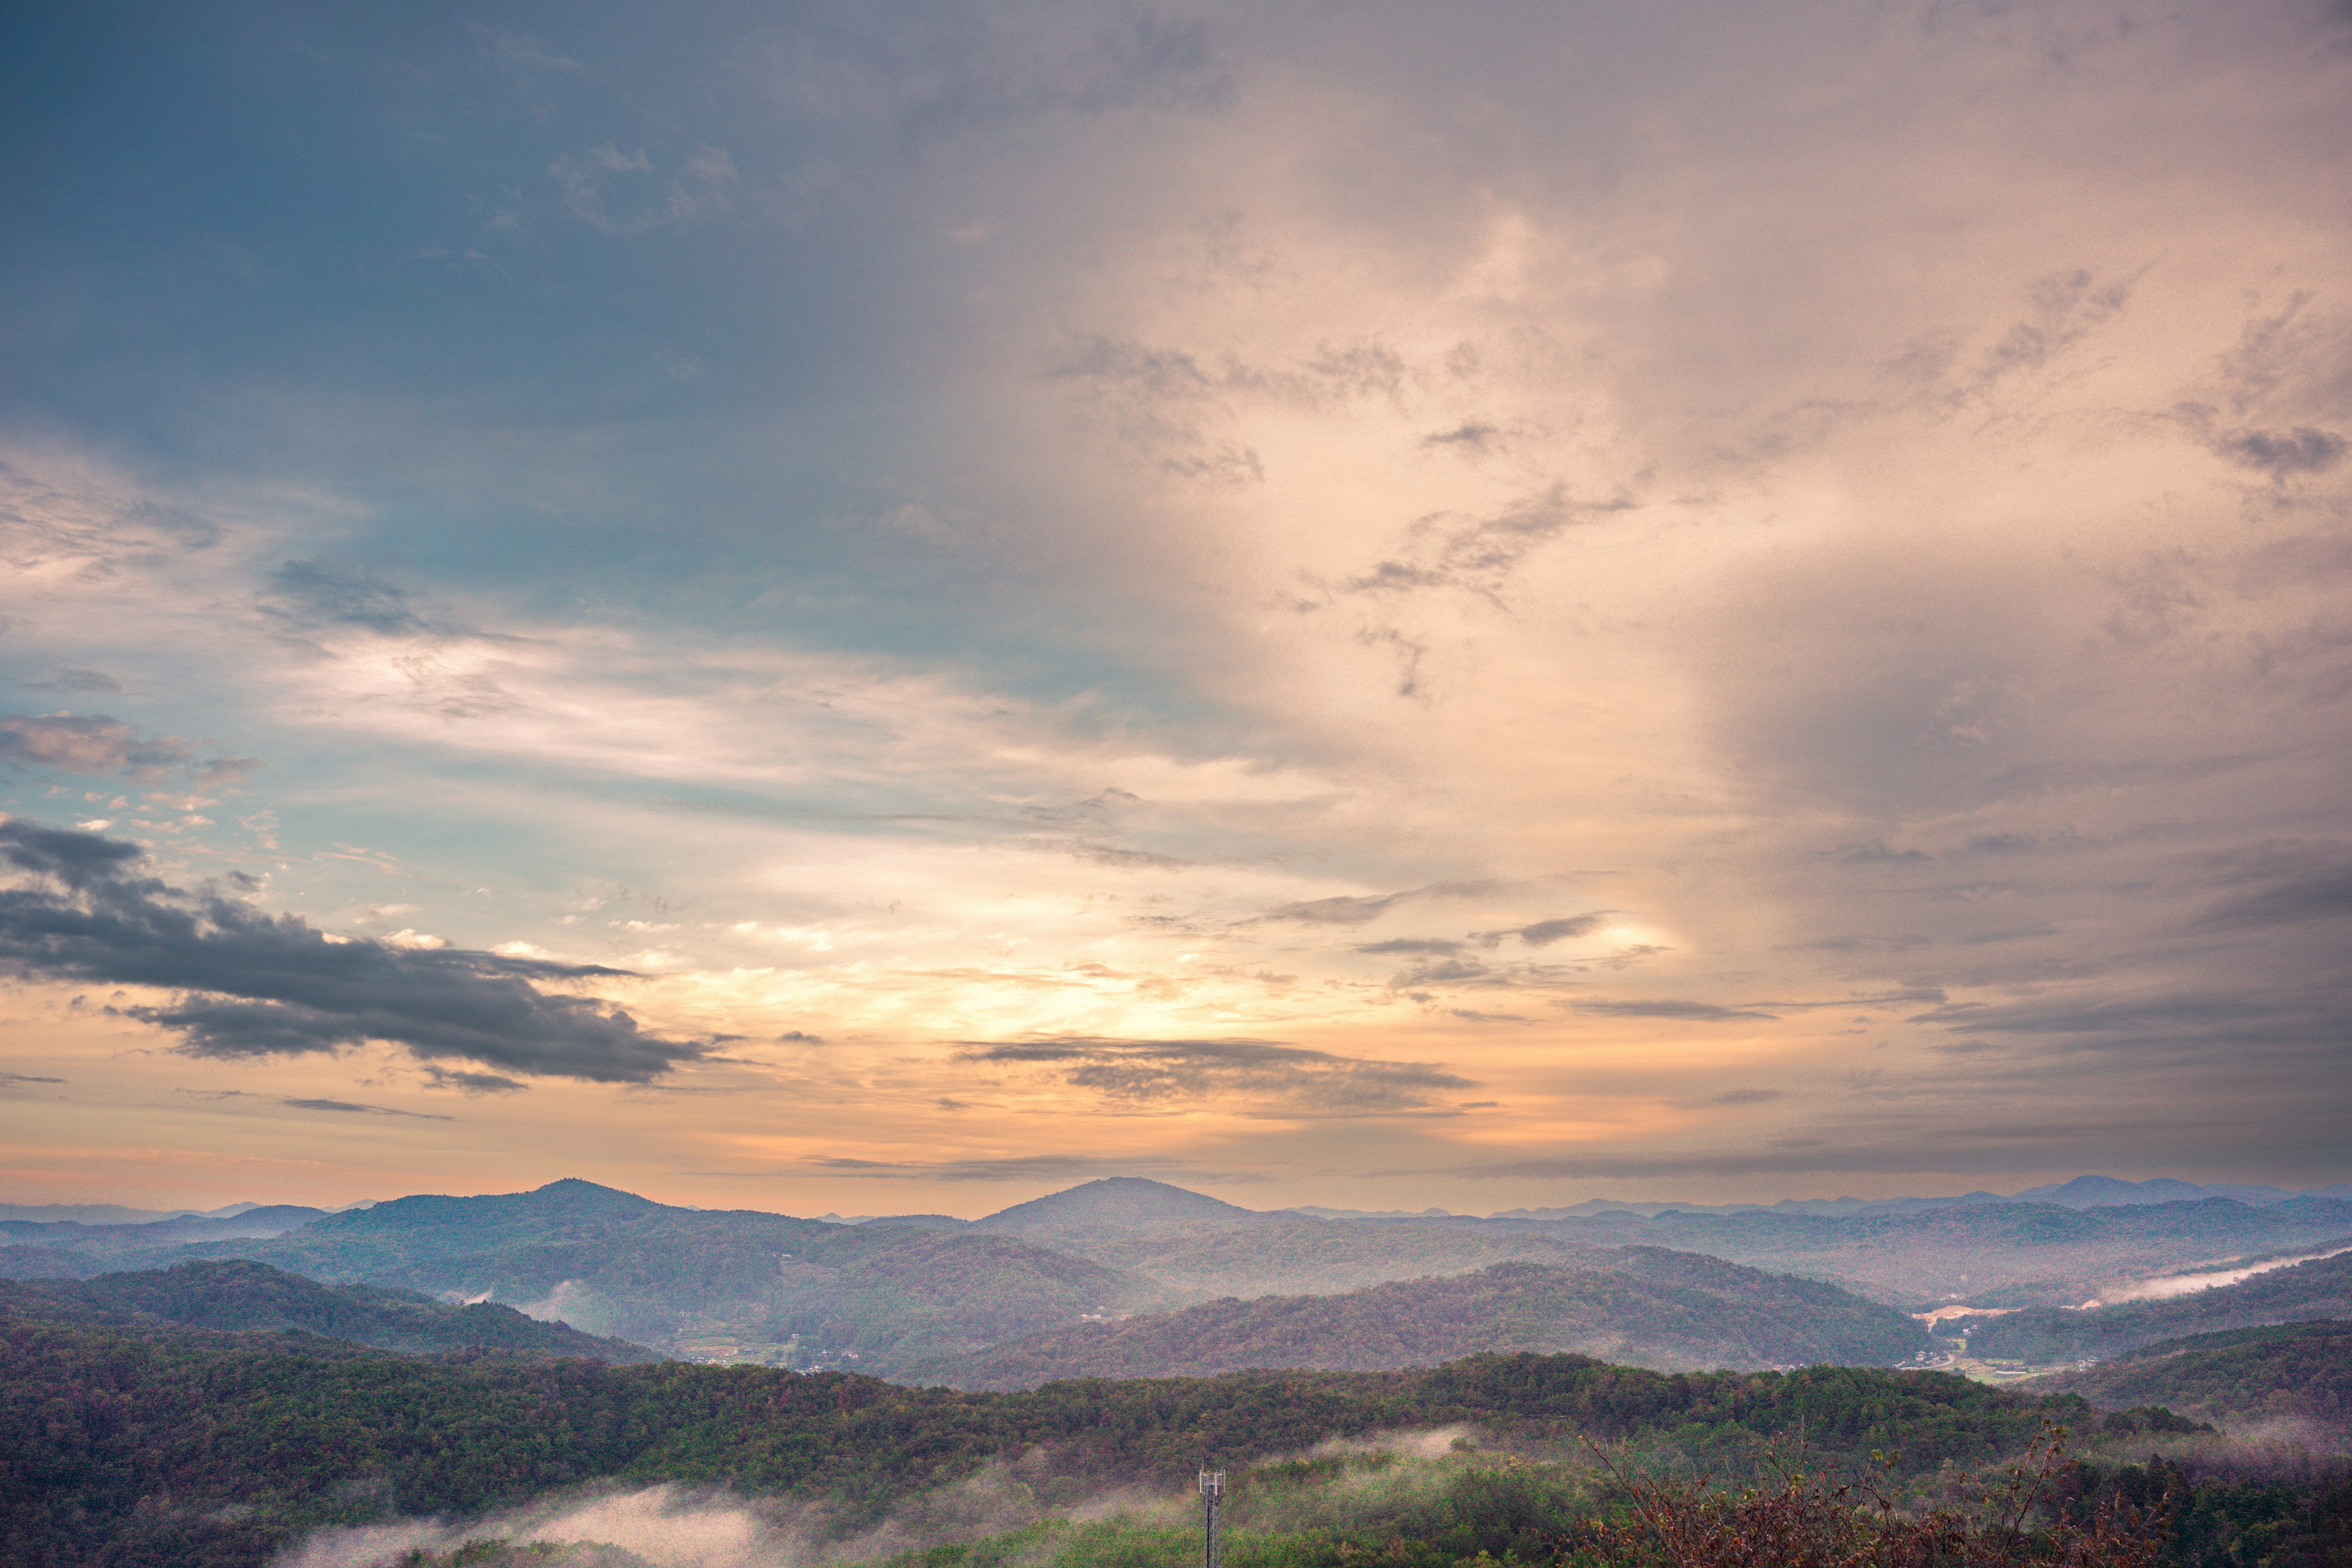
[1199,1469,1224,1568]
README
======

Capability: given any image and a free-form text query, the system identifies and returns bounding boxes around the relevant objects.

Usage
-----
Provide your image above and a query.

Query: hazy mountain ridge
[1525,1198,2352,1305]
[0,1259,661,1361]
[897,1254,1935,1388]
[952,1180,2352,1307]
[1046,1213,1607,1297]
[1967,1250,2352,1365]
[6,1175,2345,1373]
[0,1204,324,1273]
[0,1200,287,1225]
[153,1180,1160,1367]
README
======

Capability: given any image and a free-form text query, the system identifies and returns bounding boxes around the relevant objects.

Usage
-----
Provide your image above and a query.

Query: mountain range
[2,1174,2346,1379]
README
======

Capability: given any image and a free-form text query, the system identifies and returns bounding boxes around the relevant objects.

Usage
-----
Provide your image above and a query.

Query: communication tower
[1199,1468,1224,1568]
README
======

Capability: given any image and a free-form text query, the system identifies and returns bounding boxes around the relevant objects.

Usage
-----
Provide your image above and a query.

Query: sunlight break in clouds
[1,1,2348,1213]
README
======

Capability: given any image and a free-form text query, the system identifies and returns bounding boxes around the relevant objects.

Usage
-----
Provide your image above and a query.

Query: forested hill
[2032,1319,2352,1432]
[1967,1249,2352,1363]
[2,1259,662,1362]
[0,1298,2124,1568]
[899,1255,1932,1388]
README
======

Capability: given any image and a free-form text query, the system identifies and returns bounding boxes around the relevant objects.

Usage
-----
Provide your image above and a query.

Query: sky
[2,0,2350,1217]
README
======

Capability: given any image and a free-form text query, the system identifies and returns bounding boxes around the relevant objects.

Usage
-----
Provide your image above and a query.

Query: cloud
[1567,1000,1780,1022]
[1480,913,1611,948]
[764,9,1228,140]
[1669,1087,1784,1109]
[1908,987,2345,1052]
[1262,892,1406,925]
[281,1097,454,1121]
[27,667,122,695]
[550,143,740,235]
[2192,857,2352,930]
[1257,879,1511,927]
[2212,426,2346,479]
[1341,486,1637,602]
[1387,955,1498,988]
[263,560,432,636]
[0,819,707,1084]
[1355,937,1464,955]
[959,1035,1473,1114]
[802,1152,1254,1183]
[421,1066,529,1094]
[0,713,251,783]
[0,1071,64,1084]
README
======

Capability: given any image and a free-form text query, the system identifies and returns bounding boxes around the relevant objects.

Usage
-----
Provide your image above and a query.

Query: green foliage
[0,1287,2092,1568]
[2033,1319,2352,1431]
[2060,1455,2352,1567]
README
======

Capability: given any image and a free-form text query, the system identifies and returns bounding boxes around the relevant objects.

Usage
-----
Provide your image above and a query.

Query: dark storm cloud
[958,1034,1473,1114]
[1569,999,1780,1022]
[0,819,706,1083]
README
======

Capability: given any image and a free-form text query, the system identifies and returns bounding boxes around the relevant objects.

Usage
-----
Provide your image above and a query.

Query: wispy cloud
[800,1153,1259,1184]
[281,1097,454,1121]
[1567,1000,1780,1022]
[0,714,255,785]
[959,1035,1474,1115]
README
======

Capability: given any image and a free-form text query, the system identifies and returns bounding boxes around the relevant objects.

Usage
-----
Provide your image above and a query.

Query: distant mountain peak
[312,1177,665,1234]
[531,1178,657,1203]
[976,1177,1260,1233]
[2011,1175,2241,1210]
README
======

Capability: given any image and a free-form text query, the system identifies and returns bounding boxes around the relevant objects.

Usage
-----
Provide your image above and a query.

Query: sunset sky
[4,1,2350,1216]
